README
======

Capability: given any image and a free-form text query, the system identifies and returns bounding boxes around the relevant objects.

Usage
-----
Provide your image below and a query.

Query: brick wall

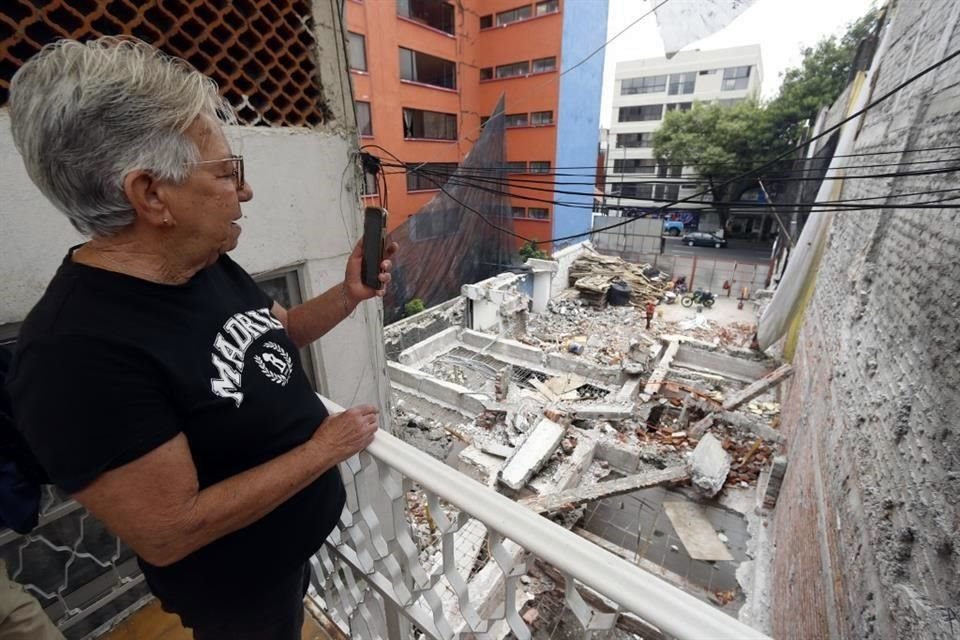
[771,1,960,638]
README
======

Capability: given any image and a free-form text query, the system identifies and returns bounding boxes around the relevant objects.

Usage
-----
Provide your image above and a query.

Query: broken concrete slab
[688,414,716,439]
[521,465,690,513]
[458,445,503,487]
[673,345,772,383]
[613,376,643,404]
[640,339,680,402]
[499,417,565,490]
[388,362,487,415]
[595,437,641,473]
[397,326,460,368]
[689,433,731,497]
[529,431,597,495]
[662,501,735,561]
[568,402,634,420]
[722,363,794,411]
[480,441,516,459]
[544,372,587,397]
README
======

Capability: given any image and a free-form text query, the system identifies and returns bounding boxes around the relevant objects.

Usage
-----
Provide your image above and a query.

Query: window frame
[355,101,373,136]
[620,75,666,95]
[398,47,458,90]
[402,107,458,140]
[535,0,559,16]
[531,56,557,73]
[615,132,654,148]
[505,113,529,128]
[721,65,751,91]
[396,0,456,36]
[530,110,554,126]
[495,61,530,79]
[528,161,551,174]
[668,72,696,95]
[347,32,367,72]
[528,207,549,220]
[253,267,320,391]
[496,4,533,26]
[618,104,663,122]
[405,162,458,192]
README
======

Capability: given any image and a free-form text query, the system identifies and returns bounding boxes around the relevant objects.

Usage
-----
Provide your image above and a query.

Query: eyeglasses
[188,155,245,191]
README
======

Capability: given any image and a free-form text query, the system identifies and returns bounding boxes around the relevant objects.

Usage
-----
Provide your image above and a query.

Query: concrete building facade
[346,0,608,249]
[604,45,762,230]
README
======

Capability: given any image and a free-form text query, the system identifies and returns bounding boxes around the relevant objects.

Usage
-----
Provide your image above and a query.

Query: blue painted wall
[553,0,609,248]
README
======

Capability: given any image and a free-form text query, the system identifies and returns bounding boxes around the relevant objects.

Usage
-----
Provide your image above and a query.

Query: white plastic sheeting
[655,0,758,57]
[756,11,897,352]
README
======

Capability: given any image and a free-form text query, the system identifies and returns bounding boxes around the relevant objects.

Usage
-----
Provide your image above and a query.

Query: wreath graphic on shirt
[254,341,293,386]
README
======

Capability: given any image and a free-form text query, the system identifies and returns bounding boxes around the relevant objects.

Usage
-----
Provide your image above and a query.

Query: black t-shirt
[6,250,345,615]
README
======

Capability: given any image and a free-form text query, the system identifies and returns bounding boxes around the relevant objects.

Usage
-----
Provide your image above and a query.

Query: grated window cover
[0,0,328,127]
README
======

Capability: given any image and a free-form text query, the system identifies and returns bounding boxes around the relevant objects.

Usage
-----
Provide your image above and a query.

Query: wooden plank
[520,466,689,513]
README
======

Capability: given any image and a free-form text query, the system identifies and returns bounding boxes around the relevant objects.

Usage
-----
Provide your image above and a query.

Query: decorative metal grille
[0,487,150,639]
[0,0,327,126]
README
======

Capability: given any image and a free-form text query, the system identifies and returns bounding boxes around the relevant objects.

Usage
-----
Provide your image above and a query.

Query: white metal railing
[313,397,771,640]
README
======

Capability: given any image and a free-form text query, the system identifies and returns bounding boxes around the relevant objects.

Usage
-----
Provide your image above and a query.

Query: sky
[599,0,878,127]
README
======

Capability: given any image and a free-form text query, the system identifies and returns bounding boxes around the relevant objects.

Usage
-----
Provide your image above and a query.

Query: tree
[654,100,788,227]
[652,8,882,227]
[768,8,882,143]
[519,241,548,262]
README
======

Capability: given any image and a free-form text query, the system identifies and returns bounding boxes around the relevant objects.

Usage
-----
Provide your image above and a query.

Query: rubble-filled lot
[387,250,787,637]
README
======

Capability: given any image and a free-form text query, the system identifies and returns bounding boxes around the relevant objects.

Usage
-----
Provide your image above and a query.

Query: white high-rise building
[605,45,763,232]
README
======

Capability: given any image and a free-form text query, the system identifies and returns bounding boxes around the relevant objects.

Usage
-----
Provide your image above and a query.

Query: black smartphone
[361,206,388,289]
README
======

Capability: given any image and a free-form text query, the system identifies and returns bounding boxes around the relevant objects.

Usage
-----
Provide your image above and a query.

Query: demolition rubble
[384,246,790,637]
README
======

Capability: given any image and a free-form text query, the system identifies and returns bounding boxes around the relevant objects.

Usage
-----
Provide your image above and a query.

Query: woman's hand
[344,238,399,304]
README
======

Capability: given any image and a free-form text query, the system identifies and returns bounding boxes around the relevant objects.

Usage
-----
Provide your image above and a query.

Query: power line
[378,143,960,174]
[367,45,960,246]
[390,161,960,201]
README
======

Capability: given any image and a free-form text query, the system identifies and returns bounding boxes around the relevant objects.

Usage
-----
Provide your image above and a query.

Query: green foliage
[654,101,788,219]
[404,298,425,317]
[651,7,881,223]
[519,241,548,262]
[768,8,882,141]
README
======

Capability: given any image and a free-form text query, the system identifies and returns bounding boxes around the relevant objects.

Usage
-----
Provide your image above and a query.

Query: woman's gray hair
[9,37,236,237]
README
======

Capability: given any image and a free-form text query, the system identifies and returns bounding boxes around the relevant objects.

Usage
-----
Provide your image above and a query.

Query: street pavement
[663,237,774,264]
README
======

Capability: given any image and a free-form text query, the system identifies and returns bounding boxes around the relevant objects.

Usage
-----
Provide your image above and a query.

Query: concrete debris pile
[568,249,670,305]
[385,251,793,628]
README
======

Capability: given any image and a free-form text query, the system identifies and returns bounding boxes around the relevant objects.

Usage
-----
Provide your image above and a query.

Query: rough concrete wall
[772,2,960,639]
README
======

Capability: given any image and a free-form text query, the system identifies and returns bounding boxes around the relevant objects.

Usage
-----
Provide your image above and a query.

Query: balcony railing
[312,398,771,640]
[1,395,771,639]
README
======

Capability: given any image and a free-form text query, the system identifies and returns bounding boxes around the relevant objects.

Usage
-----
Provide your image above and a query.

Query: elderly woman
[6,37,395,639]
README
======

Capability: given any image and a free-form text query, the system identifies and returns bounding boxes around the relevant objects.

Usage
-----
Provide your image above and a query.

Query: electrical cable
[362,44,960,245]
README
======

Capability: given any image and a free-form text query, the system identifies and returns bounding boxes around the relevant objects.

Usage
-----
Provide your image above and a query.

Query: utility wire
[367,45,960,245]
[377,143,960,174]
[386,162,960,214]
[393,162,960,201]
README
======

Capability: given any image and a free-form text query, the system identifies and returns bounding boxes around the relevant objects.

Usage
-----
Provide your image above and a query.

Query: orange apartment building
[345,0,563,247]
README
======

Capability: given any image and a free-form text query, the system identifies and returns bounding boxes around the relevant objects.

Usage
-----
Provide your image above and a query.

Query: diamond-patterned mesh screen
[0,0,328,127]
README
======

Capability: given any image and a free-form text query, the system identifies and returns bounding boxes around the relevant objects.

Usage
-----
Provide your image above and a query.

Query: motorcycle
[681,289,716,308]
